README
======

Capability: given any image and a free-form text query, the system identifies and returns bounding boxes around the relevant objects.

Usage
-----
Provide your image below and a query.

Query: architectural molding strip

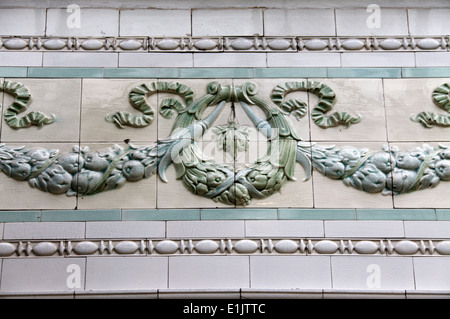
[0,36,449,53]
[0,238,449,257]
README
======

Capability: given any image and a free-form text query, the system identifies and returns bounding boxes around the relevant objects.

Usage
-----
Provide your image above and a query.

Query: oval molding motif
[230,38,253,50]
[417,38,440,50]
[119,39,142,50]
[304,39,328,50]
[114,241,139,254]
[3,38,28,50]
[274,240,298,253]
[42,39,66,50]
[80,39,104,50]
[379,39,402,50]
[267,39,291,50]
[156,39,179,50]
[0,243,16,257]
[341,39,365,50]
[154,240,179,254]
[73,241,99,255]
[33,242,58,256]
[195,240,219,254]
[234,240,258,253]
[435,241,450,255]
[354,241,379,254]
[394,240,419,255]
[314,240,339,254]
[194,39,217,50]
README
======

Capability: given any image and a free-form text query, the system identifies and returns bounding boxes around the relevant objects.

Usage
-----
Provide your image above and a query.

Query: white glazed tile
[384,78,450,142]
[0,258,86,292]
[0,143,78,210]
[267,53,341,67]
[168,256,250,289]
[413,257,450,290]
[341,52,415,67]
[335,8,408,36]
[309,79,387,142]
[264,9,336,36]
[46,8,119,37]
[193,53,267,68]
[119,53,193,68]
[415,52,450,67]
[0,9,46,36]
[404,221,450,238]
[408,9,450,36]
[245,220,324,238]
[250,256,332,289]
[0,52,43,67]
[166,220,245,238]
[192,9,263,36]
[43,52,118,68]
[85,221,165,239]
[324,220,404,238]
[76,142,157,210]
[85,257,168,290]
[1,79,81,143]
[81,79,158,143]
[312,142,394,209]
[3,222,85,240]
[331,256,414,290]
[158,289,241,299]
[120,9,191,37]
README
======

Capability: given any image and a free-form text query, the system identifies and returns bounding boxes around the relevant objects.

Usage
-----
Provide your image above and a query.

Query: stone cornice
[1,36,449,52]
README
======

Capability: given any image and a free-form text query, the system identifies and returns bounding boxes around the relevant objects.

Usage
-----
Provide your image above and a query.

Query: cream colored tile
[1,79,81,143]
[81,79,158,143]
[0,142,77,209]
[157,79,233,141]
[309,79,386,142]
[0,79,3,140]
[235,140,313,208]
[389,142,450,209]
[76,142,157,210]
[384,78,450,142]
[233,78,310,142]
[312,142,394,209]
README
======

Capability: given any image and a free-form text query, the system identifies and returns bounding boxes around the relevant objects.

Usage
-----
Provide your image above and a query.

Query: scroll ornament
[0,80,449,206]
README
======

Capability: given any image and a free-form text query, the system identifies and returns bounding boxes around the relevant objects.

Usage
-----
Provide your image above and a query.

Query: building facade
[0,0,449,298]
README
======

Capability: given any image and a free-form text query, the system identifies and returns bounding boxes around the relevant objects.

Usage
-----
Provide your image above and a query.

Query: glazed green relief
[0,80,55,129]
[0,80,449,206]
[412,82,450,128]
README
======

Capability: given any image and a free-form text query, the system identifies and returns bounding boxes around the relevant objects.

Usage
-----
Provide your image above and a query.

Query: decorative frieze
[0,238,449,257]
[0,36,448,52]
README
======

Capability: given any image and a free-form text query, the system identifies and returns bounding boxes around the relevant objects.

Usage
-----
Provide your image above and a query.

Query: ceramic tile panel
[76,142,157,210]
[245,220,324,237]
[3,221,85,240]
[413,257,450,290]
[192,9,263,36]
[119,9,191,37]
[43,52,119,68]
[408,9,450,36]
[309,78,387,142]
[0,258,86,292]
[0,8,47,36]
[267,53,341,68]
[0,52,43,67]
[250,256,332,289]
[312,142,395,209]
[415,53,450,67]
[324,220,404,237]
[335,8,409,36]
[85,257,168,290]
[340,53,415,68]
[168,256,250,289]
[85,221,165,238]
[118,53,194,68]
[0,142,78,210]
[166,220,245,238]
[193,53,267,68]
[264,9,336,36]
[81,79,158,143]
[1,79,81,143]
[388,142,450,209]
[384,78,450,142]
[46,8,119,37]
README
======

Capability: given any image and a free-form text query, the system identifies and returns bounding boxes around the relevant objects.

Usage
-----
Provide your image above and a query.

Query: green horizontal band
[0,67,448,79]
